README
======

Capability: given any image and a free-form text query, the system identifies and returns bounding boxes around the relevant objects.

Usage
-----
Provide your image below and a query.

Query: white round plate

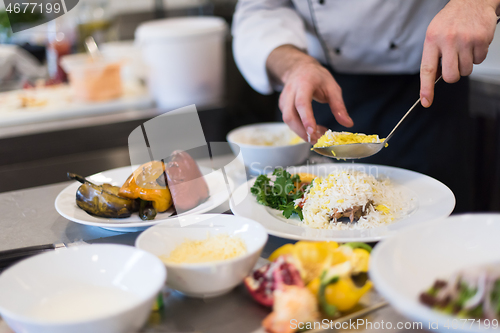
[370,214,500,333]
[230,163,455,242]
[55,165,231,232]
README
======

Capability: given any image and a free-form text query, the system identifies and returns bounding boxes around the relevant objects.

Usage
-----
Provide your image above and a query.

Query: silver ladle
[313,75,442,159]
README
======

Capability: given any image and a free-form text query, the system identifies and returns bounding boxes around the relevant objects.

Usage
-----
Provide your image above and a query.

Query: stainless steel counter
[0,154,429,333]
[0,182,120,251]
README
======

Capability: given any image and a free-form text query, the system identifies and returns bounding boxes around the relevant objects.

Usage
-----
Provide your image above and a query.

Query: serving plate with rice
[230,163,455,242]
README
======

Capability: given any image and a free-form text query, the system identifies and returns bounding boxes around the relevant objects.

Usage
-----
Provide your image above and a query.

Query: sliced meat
[343,205,365,222]
[330,201,373,223]
[331,208,342,220]
[433,280,448,290]
[420,293,437,307]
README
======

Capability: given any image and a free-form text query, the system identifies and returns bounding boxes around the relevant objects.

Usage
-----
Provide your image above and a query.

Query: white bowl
[0,244,166,333]
[370,214,500,333]
[135,214,268,298]
[227,122,311,173]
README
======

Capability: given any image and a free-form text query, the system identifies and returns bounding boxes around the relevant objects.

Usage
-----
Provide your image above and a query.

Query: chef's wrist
[450,0,500,16]
[266,45,319,85]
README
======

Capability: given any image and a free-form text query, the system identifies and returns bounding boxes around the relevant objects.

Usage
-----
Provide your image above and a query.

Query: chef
[232,0,500,211]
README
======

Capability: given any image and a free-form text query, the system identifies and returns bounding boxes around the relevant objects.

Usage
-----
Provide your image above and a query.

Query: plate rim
[230,162,455,242]
[55,165,231,229]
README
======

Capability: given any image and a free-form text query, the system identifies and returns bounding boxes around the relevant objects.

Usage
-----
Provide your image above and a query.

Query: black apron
[311,70,474,212]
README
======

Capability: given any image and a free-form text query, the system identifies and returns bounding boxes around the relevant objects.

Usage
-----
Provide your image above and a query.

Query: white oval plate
[55,165,231,232]
[230,163,455,242]
[370,214,500,333]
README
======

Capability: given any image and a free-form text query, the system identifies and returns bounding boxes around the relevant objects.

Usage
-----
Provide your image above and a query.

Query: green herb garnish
[456,281,477,307]
[319,270,339,317]
[250,168,305,220]
[491,279,500,315]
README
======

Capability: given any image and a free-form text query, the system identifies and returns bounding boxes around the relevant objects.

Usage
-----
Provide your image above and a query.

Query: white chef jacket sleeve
[232,0,308,95]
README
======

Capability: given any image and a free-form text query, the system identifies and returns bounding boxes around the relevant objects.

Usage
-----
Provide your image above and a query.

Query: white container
[101,40,146,82]
[226,122,312,173]
[135,17,227,110]
[60,53,123,102]
[0,244,166,333]
[136,214,268,298]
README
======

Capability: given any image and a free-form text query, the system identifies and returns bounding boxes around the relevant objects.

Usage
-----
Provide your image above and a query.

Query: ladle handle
[384,75,442,143]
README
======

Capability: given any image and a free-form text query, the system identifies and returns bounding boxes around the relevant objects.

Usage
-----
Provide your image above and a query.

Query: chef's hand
[420,0,499,108]
[266,45,353,143]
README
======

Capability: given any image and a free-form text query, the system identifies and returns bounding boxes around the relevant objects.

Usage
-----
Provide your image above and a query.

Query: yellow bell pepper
[293,241,334,284]
[268,243,295,262]
[331,246,351,266]
[269,241,373,317]
[268,241,339,284]
[350,248,370,274]
[307,276,372,313]
[119,161,173,213]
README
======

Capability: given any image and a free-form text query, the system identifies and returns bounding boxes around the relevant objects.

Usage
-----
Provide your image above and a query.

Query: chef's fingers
[473,45,489,64]
[458,47,474,77]
[420,40,441,108]
[441,47,460,83]
[295,84,320,140]
[326,85,353,128]
[279,88,308,141]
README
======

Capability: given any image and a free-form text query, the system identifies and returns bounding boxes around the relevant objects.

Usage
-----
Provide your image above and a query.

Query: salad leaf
[456,282,477,307]
[250,168,305,220]
[282,202,304,220]
[345,242,372,253]
[467,304,483,318]
[251,174,272,206]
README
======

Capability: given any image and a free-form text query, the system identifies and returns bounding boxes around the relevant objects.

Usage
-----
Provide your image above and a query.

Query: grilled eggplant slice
[68,173,138,218]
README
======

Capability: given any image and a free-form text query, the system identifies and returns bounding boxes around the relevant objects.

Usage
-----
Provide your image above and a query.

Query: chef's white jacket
[232,0,449,94]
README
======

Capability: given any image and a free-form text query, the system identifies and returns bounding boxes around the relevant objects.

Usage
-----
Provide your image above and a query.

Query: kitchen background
[0,0,499,212]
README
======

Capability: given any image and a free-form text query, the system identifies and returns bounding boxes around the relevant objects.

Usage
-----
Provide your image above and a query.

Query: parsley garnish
[250,168,305,220]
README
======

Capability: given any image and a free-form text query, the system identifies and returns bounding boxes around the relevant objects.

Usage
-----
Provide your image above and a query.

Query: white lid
[135,17,227,43]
